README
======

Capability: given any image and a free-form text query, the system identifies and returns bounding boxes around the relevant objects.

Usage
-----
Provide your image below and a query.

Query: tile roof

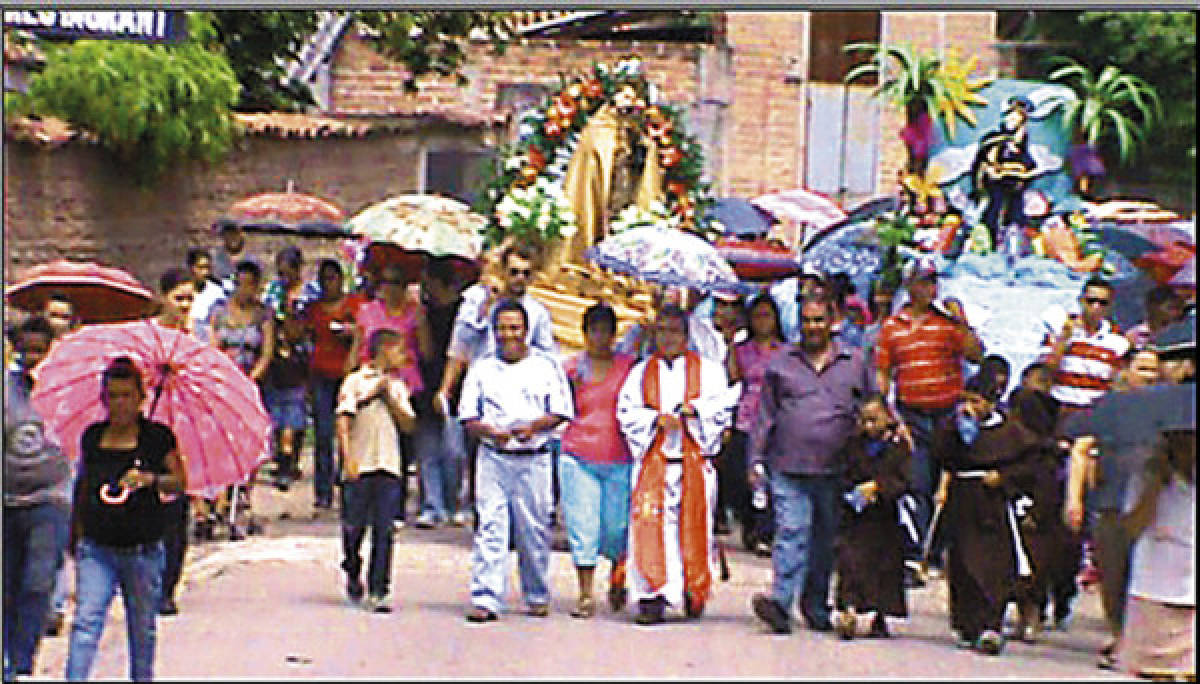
[231,111,373,138]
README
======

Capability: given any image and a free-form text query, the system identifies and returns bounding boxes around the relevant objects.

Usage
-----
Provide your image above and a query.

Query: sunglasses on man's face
[509,268,533,278]
[1083,296,1111,306]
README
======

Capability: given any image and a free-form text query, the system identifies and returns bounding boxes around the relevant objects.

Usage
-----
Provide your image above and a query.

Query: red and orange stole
[630,351,711,607]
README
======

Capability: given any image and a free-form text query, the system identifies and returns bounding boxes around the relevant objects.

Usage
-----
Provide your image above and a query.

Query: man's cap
[903,255,939,284]
[711,290,740,303]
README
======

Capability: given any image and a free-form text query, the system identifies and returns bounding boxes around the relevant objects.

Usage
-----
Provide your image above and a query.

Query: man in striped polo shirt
[876,256,984,577]
[1039,276,1130,413]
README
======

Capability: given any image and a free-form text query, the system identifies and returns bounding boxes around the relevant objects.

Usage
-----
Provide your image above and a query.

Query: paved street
[31,465,1134,680]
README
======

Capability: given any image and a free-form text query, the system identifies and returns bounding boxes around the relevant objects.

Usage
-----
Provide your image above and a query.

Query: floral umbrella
[5,259,156,324]
[225,190,348,237]
[347,195,486,260]
[586,225,742,293]
[31,320,272,499]
[346,195,486,283]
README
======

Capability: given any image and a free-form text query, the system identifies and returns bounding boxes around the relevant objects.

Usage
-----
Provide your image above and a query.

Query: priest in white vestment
[617,304,737,624]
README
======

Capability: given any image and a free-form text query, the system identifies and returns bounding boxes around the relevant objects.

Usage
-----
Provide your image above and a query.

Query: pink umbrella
[751,188,847,233]
[31,320,272,499]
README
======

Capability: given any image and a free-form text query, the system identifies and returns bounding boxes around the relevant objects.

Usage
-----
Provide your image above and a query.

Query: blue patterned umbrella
[586,225,742,293]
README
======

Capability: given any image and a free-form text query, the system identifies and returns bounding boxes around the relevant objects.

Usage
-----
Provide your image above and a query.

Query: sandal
[570,596,596,619]
[1097,640,1118,670]
[465,606,498,623]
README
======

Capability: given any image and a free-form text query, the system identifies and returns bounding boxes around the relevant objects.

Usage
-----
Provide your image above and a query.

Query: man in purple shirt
[748,297,874,634]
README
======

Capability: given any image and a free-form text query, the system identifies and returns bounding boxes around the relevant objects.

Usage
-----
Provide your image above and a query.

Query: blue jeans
[769,473,840,623]
[66,538,164,682]
[557,453,630,568]
[3,503,70,679]
[415,414,460,522]
[311,376,342,507]
[469,446,553,613]
[896,403,954,562]
[340,472,403,598]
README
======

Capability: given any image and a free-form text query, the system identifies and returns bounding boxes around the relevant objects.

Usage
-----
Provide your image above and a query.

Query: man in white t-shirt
[185,248,226,342]
[458,298,573,622]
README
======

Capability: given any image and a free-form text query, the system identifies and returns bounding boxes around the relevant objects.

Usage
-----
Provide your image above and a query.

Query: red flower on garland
[528,146,546,171]
[659,146,682,168]
[544,119,563,138]
[666,181,687,197]
[583,78,604,99]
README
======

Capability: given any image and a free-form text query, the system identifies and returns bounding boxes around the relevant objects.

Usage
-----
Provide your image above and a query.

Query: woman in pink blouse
[559,303,637,619]
[728,293,786,554]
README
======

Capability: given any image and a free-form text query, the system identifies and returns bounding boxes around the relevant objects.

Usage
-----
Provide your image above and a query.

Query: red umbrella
[5,259,156,324]
[225,190,347,237]
[715,236,802,282]
[31,320,272,499]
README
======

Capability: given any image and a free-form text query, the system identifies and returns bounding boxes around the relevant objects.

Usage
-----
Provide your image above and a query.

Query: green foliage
[844,42,943,116]
[25,17,240,183]
[356,11,511,93]
[1047,57,1162,166]
[207,10,321,112]
[1019,11,1195,187]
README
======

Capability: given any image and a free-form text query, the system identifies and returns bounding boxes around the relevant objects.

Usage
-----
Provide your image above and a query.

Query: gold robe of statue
[556,103,665,268]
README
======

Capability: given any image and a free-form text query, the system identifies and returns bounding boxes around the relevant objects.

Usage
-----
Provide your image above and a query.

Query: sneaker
[414,514,439,530]
[346,576,364,603]
[954,631,975,649]
[751,593,792,634]
[274,474,292,491]
[393,519,407,531]
[635,597,667,626]
[526,603,550,618]
[364,594,392,613]
[754,540,772,558]
[451,511,472,527]
[975,629,1005,655]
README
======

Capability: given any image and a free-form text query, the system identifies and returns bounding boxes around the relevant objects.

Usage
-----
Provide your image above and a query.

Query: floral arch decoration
[477,56,716,252]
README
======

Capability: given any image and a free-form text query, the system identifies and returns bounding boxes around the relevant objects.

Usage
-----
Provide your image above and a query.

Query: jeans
[340,472,403,598]
[311,376,342,507]
[161,498,188,604]
[769,472,840,623]
[896,403,954,562]
[3,503,70,679]
[557,453,631,567]
[66,538,164,682]
[415,414,460,522]
[469,446,553,613]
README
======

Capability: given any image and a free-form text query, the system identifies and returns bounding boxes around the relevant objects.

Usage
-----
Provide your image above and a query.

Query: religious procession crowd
[4,219,1196,681]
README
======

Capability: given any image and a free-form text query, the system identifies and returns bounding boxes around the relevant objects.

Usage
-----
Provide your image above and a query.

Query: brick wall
[332,33,704,120]
[3,126,488,291]
[723,12,809,198]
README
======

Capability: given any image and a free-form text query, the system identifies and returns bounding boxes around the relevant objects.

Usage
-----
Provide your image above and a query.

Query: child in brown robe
[834,395,912,639]
[933,374,1048,656]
